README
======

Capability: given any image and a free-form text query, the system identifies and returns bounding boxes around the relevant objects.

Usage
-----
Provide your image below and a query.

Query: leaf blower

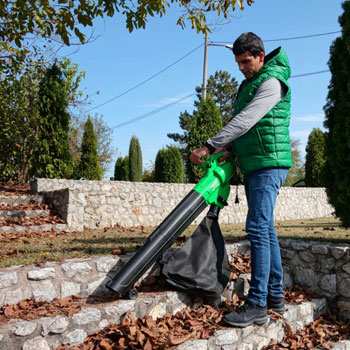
[106,153,235,299]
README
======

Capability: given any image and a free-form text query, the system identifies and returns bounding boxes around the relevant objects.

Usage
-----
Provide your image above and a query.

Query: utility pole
[202,33,208,100]
[202,36,232,100]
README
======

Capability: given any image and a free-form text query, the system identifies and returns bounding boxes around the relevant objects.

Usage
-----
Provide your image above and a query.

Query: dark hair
[232,32,265,57]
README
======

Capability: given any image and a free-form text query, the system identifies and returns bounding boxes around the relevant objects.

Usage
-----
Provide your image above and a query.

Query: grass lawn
[0,217,349,268]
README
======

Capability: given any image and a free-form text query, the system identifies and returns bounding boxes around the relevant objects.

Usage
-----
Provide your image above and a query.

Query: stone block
[178,339,208,350]
[322,258,336,270]
[72,307,102,326]
[27,268,55,281]
[339,278,350,297]
[95,256,119,273]
[299,251,316,263]
[41,316,69,336]
[22,336,50,350]
[342,262,350,275]
[61,261,92,278]
[11,320,37,336]
[0,271,18,289]
[215,330,239,346]
[311,245,328,255]
[294,267,315,288]
[331,247,348,259]
[63,329,88,346]
[320,274,336,294]
[60,281,81,298]
[31,280,57,302]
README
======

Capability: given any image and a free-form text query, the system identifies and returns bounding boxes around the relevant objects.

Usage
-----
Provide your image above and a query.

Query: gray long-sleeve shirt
[206,78,286,151]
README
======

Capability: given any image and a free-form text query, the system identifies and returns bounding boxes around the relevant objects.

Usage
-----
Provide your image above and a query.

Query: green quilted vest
[233,47,292,174]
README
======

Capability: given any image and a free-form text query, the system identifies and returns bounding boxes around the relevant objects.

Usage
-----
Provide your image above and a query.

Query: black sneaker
[223,300,268,327]
[267,296,285,314]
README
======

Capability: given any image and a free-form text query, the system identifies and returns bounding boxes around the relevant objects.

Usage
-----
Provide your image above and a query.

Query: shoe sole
[223,315,268,328]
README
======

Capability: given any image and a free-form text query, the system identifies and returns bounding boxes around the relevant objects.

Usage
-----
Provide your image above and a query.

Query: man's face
[235,51,264,79]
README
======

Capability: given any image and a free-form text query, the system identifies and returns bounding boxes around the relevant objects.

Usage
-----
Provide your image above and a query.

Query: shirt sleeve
[205,78,286,152]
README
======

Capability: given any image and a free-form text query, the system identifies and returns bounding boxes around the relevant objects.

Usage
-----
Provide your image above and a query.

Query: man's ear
[259,52,265,63]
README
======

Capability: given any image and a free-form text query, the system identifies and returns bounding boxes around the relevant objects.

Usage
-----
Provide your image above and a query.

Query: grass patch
[0,217,349,268]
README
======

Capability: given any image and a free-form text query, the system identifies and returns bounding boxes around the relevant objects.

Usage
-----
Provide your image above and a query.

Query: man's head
[232,32,265,79]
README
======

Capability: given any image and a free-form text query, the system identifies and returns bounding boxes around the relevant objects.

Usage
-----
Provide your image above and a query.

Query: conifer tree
[30,63,73,179]
[122,156,130,181]
[76,116,103,180]
[128,136,143,182]
[187,95,222,183]
[323,1,350,226]
[304,128,326,187]
[154,146,184,183]
[114,156,124,180]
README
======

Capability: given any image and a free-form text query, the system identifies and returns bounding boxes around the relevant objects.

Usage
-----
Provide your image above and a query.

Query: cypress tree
[128,136,143,182]
[323,1,350,226]
[187,95,222,183]
[304,128,326,187]
[114,156,124,180]
[154,146,184,183]
[30,63,73,178]
[122,156,130,181]
[76,116,103,180]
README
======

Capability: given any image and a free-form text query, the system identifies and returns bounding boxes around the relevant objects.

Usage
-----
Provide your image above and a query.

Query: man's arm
[204,78,287,153]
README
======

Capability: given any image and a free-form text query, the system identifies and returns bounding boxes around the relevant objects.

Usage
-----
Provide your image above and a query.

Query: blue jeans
[244,167,288,307]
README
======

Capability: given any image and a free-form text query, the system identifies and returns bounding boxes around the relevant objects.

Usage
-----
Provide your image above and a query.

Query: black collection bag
[161,205,230,298]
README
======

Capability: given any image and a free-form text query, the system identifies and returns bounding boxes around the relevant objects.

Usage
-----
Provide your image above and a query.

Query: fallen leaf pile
[0,296,83,326]
[284,284,319,304]
[0,214,65,227]
[0,200,49,211]
[0,183,31,196]
[229,253,251,281]
[263,309,350,350]
[56,304,228,350]
[0,227,69,243]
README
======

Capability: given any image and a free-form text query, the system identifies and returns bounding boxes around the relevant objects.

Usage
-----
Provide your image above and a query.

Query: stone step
[177,298,328,350]
[0,290,194,350]
[0,195,45,207]
[0,295,329,350]
[0,223,68,235]
[0,209,51,220]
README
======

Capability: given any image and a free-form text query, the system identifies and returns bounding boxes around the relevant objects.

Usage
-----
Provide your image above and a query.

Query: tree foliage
[154,146,184,183]
[70,114,116,174]
[0,58,86,183]
[76,117,103,180]
[304,128,326,187]
[30,63,74,179]
[195,70,238,125]
[114,155,130,181]
[168,70,238,181]
[187,95,222,183]
[128,136,143,182]
[283,138,305,187]
[323,1,350,226]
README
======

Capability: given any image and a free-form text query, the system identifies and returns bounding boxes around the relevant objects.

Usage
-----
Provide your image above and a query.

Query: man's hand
[213,146,230,162]
[190,146,209,164]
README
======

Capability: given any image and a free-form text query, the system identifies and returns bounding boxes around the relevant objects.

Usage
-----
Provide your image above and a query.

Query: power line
[210,30,341,45]
[113,69,330,129]
[290,70,329,78]
[112,93,195,129]
[88,43,203,112]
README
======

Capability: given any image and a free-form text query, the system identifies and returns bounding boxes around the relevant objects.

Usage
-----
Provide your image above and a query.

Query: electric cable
[111,93,195,129]
[87,43,203,112]
[210,30,341,44]
[112,69,330,129]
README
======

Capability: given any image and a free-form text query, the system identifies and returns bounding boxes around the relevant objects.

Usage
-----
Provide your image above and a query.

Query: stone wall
[1,240,349,319]
[30,179,334,231]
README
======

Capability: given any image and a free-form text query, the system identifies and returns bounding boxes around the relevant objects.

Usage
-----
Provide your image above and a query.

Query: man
[190,32,292,327]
